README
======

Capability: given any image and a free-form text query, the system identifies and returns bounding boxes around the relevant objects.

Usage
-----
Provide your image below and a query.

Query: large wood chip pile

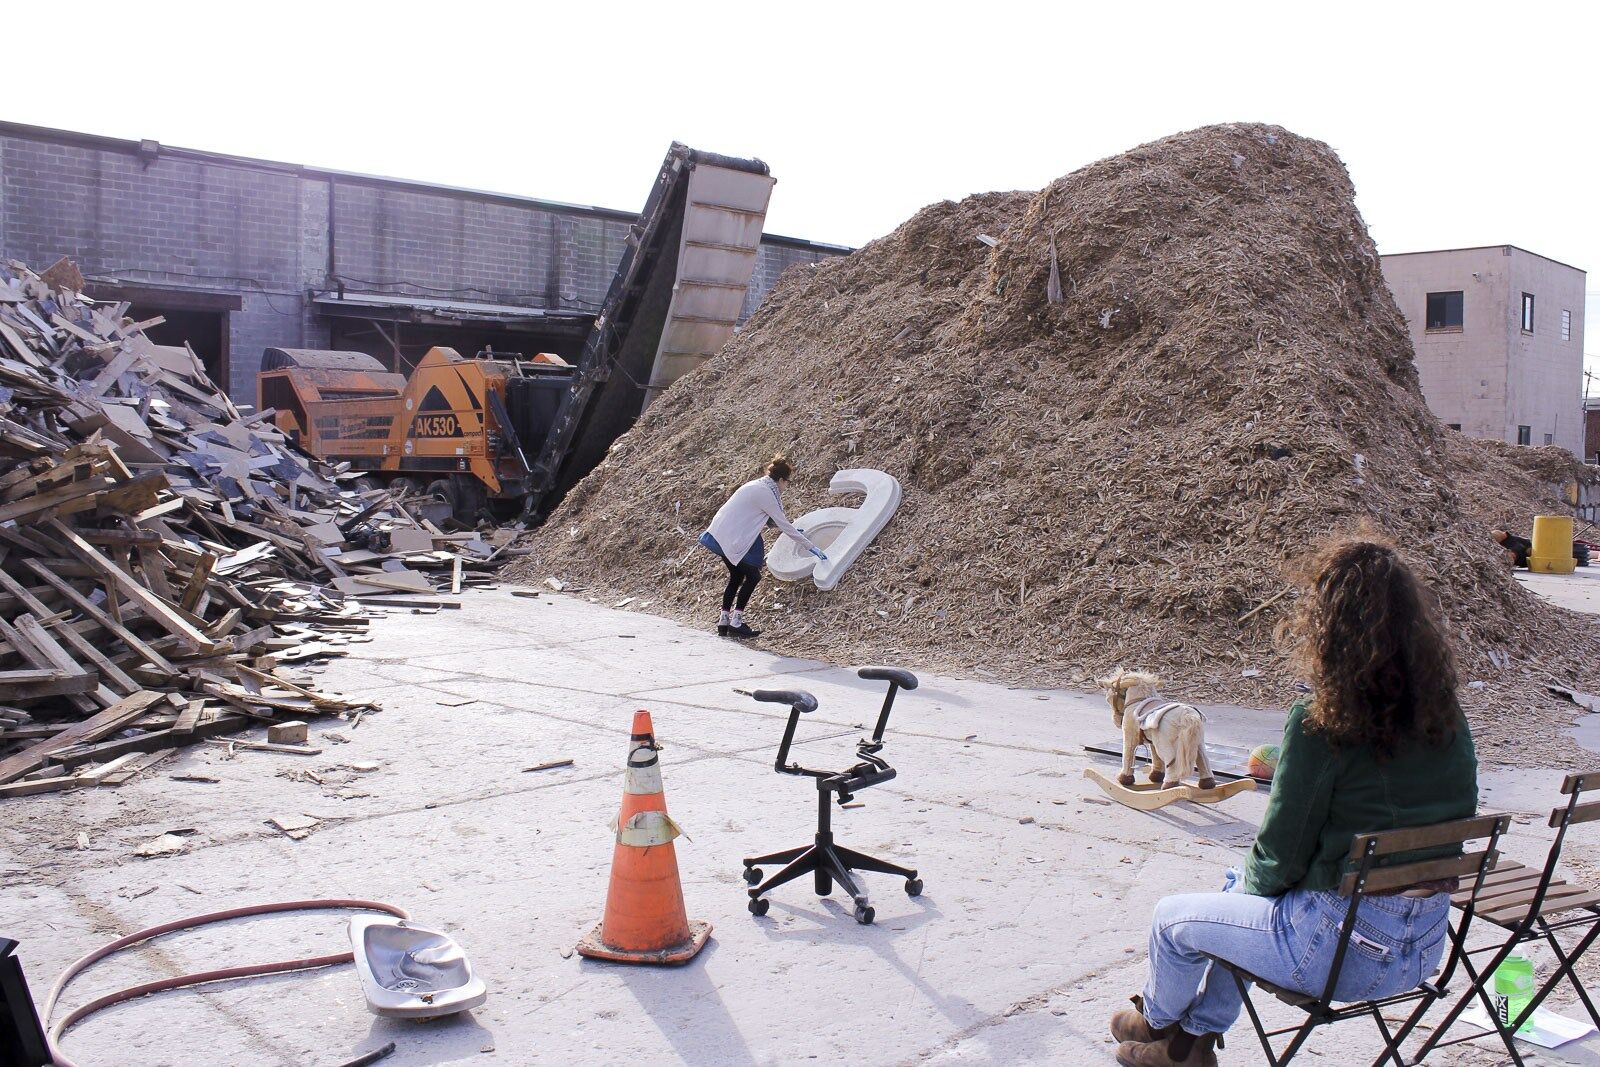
[0,259,493,798]
[514,123,1600,761]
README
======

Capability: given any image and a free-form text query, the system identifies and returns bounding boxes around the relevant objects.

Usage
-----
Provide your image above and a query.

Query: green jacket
[1242,699,1478,897]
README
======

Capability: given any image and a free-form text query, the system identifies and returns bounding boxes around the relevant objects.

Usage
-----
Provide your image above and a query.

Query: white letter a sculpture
[767,469,902,592]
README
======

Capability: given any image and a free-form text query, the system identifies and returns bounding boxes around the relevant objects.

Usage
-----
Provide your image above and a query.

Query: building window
[1425,291,1464,330]
[1563,309,1572,341]
[1545,433,1555,445]
[1518,425,1532,445]
[1522,292,1535,333]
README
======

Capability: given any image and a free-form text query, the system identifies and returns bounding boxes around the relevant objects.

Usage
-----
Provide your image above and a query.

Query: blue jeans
[1141,884,1451,1036]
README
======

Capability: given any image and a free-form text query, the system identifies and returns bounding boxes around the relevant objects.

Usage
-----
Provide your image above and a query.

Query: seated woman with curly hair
[1109,537,1478,1067]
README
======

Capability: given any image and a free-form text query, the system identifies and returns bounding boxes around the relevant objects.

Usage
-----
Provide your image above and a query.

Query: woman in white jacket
[698,454,826,639]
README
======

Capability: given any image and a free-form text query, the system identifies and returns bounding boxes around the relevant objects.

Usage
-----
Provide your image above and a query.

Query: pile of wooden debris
[0,258,497,798]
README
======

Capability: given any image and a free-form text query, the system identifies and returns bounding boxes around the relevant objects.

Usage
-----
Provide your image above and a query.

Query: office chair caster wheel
[743,867,762,885]
[854,904,875,925]
[748,896,770,916]
[905,878,923,897]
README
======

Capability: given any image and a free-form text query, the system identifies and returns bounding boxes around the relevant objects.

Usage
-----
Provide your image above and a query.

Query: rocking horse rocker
[1083,670,1255,811]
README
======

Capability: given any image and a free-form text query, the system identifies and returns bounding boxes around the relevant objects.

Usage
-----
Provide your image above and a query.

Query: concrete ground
[6,578,1600,1066]
[1520,564,1600,616]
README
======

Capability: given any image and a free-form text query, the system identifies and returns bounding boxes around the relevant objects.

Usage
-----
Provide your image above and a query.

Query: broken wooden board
[332,570,434,595]
[0,690,163,784]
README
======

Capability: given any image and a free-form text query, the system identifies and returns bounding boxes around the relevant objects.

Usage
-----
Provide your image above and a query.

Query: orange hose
[43,898,409,1067]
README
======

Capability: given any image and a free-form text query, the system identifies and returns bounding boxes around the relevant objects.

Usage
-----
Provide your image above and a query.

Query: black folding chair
[1202,813,1511,1067]
[1407,770,1600,1065]
[0,937,52,1067]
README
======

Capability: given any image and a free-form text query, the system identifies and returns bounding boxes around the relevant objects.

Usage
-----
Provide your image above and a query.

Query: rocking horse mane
[1098,668,1164,725]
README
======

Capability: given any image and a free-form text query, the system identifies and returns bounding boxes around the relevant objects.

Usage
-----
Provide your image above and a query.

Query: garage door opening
[140,308,228,387]
[84,283,240,390]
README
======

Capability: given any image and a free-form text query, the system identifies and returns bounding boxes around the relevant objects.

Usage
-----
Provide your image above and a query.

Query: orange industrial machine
[258,346,575,521]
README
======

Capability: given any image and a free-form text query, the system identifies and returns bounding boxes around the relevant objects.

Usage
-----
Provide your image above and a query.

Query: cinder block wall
[0,124,848,400]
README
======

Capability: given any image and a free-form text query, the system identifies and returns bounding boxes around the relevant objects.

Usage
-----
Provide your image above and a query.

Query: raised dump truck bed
[523,143,775,517]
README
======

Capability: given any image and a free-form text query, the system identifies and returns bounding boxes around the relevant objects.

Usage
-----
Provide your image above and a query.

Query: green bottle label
[1493,955,1536,1034]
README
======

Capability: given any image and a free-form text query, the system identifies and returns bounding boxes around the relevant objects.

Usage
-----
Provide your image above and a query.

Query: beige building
[1380,245,1586,455]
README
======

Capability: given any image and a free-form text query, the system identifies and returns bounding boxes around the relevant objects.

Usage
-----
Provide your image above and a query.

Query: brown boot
[1114,1029,1222,1067]
[1109,994,1175,1044]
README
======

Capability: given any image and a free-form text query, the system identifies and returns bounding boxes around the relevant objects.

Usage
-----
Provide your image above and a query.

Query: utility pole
[1587,368,1598,465]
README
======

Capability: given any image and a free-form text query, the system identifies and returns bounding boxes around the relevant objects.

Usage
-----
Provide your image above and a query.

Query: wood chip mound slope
[515,123,1600,723]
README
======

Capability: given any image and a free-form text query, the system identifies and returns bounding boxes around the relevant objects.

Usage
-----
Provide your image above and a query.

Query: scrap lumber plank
[0,615,99,711]
[10,614,89,678]
[0,522,63,558]
[96,748,177,786]
[85,343,143,396]
[179,552,217,612]
[0,669,70,684]
[78,528,163,547]
[47,520,215,651]
[57,712,248,768]
[0,775,83,799]
[172,698,206,736]
[76,752,144,782]
[202,737,321,756]
[0,672,96,701]
[0,569,141,694]
[0,690,163,784]
[92,471,169,514]
[332,571,433,595]
[136,547,176,604]
[0,474,116,524]
[23,558,179,675]
[9,613,118,709]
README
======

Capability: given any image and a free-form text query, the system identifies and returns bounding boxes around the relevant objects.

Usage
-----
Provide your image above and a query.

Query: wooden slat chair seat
[1449,857,1600,925]
[1411,770,1600,1066]
[1201,813,1511,1067]
[1250,976,1318,1010]
[1449,858,1533,904]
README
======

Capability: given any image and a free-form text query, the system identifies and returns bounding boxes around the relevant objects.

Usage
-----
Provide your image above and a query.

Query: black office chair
[742,666,921,925]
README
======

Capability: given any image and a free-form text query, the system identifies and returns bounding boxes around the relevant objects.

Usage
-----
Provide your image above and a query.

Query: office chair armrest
[754,690,817,713]
[859,666,917,743]
[753,689,818,774]
[858,666,918,690]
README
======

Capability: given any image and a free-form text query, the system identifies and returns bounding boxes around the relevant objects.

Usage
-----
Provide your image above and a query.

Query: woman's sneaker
[717,624,731,637]
[728,622,761,639]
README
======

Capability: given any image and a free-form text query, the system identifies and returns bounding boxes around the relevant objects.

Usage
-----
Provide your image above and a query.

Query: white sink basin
[349,916,487,1019]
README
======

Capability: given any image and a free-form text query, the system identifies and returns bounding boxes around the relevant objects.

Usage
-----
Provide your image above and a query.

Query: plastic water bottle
[1493,954,1535,1034]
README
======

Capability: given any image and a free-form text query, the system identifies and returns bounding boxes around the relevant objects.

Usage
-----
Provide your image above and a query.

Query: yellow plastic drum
[1530,515,1576,574]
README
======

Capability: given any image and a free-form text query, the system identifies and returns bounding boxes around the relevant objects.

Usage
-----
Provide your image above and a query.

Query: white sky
[7,1,1599,379]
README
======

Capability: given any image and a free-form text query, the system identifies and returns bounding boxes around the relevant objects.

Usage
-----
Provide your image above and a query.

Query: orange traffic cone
[576,709,711,965]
